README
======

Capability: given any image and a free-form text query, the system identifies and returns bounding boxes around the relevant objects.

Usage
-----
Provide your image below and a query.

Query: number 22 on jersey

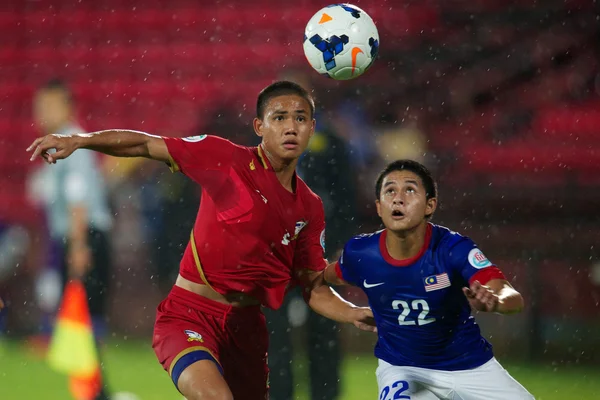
[392,299,435,326]
[380,380,410,400]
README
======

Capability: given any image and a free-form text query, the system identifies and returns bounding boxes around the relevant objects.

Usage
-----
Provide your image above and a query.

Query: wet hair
[40,78,73,103]
[256,80,315,119]
[375,159,437,200]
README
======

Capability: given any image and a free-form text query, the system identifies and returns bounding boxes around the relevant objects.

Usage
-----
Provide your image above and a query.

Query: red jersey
[163,135,327,310]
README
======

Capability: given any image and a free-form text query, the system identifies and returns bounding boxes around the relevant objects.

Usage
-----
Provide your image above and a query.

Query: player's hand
[352,307,377,333]
[68,245,92,279]
[27,134,79,164]
[463,280,500,312]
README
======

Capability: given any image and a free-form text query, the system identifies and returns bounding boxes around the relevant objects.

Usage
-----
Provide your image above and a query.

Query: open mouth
[391,210,405,219]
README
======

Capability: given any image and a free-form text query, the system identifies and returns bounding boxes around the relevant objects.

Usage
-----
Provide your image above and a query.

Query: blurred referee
[32,79,113,400]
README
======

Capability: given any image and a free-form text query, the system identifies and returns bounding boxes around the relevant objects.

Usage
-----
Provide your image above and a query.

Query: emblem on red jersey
[320,229,326,251]
[184,330,204,342]
[282,220,308,245]
[292,221,307,239]
[182,134,207,143]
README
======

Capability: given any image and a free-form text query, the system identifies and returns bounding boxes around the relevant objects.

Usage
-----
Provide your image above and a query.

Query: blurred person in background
[0,294,4,334]
[263,71,358,400]
[372,108,432,191]
[146,106,250,296]
[153,169,200,295]
[0,223,30,333]
[29,79,113,400]
[376,119,428,166]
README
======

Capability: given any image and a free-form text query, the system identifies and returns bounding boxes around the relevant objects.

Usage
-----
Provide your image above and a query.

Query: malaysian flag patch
[423,273,451,292]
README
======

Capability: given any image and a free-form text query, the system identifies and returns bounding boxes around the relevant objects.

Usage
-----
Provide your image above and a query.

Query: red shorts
[152,285,269,399]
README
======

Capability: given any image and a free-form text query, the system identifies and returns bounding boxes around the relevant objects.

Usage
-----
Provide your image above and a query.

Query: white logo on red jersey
[293,221,307,238]
[184,330,204,342]
[281,220,307,245]
[255,190,268,204]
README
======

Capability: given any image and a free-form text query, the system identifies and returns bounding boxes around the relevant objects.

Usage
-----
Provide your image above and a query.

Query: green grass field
[0,339,598,399]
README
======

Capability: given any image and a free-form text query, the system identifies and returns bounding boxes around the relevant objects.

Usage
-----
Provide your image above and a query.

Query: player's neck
[385,222,428,261]
[262,147,298,192]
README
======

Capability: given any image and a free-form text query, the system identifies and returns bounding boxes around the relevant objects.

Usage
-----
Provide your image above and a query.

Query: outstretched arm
[27,130,169,164]
[296,268,376,332]
[463,279,524,314]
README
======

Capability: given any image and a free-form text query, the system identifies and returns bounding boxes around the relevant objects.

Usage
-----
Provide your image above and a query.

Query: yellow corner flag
[48,280,102,400]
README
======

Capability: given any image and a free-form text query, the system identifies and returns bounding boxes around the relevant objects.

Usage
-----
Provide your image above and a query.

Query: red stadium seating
[533,106,600,143]
[1,0,598,225]
[463,142,600,174]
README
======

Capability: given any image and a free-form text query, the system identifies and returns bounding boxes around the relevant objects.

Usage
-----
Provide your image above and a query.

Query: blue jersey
[337,223,505,371]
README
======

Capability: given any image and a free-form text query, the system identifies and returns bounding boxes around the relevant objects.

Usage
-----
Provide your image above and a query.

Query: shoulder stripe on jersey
[189,230,216,290]
[257,145,269,169]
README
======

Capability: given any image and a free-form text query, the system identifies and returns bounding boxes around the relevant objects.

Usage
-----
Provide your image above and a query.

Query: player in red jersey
[27,81,375,400]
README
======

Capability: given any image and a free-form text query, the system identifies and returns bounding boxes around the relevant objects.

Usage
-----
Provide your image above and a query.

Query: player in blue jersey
[324,160,533,400]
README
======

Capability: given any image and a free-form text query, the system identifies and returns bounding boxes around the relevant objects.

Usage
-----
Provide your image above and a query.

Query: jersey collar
[380,223,433,267]
[257,145,270,169]
[256,144,299,195]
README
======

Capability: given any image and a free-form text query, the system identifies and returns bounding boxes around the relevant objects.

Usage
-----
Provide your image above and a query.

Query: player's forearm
[74,130,168,161]
[324,261,347,286]
[496,287,524,314]
[305,284,359,323]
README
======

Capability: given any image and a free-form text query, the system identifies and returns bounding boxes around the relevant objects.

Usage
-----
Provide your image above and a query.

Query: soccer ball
[303,4,379,80]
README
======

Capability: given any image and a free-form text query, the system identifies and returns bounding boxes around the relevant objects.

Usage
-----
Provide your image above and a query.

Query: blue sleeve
[446,236,498,283]
[336,240,360,286]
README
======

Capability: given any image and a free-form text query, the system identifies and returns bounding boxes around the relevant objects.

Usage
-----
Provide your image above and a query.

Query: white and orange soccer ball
[303,3,379,80]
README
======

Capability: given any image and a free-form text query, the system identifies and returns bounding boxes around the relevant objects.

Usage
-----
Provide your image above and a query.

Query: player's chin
[278,146,304,160]
[386,218,417,232]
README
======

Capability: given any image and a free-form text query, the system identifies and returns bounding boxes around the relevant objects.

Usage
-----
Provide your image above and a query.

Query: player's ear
[375,199,382,218]
[309,118,316,138]
[253,117,264,138]
[425,197,437,218]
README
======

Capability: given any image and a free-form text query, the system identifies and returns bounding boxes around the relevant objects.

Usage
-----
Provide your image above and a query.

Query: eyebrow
[384,179,419,187]
[273,110,307,115]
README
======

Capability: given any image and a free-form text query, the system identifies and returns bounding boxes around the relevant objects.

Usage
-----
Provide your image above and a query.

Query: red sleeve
[162,135,235,184]
[293,198,327,272]
[469,266,506,285]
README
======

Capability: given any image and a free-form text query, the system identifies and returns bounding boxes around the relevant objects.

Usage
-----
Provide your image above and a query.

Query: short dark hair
[256,80,315,119]
[40,78,73,103]
[375,160,437,200]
